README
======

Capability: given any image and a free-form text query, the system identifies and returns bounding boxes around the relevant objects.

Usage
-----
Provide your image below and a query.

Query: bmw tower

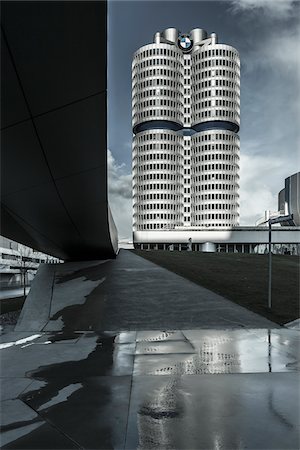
[132,28,240,241]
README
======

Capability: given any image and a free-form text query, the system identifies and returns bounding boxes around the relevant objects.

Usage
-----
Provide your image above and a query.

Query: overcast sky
[107,0,300,240]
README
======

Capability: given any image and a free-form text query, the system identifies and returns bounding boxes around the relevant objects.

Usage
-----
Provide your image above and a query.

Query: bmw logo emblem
[178,35,193,51]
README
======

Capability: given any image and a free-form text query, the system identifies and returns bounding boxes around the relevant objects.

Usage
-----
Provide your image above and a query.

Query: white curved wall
[191,44,240,128]
[132,129,184,230]
[191,129,240,227]
[132,43,184,130]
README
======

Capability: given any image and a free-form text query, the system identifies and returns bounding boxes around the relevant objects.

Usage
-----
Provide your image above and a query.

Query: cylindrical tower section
[132,129,184,231]
[132,43,184,134]
[191,44,240,132]
[191,129,240,227]
[161,28,179,44]
[189,28,207,45]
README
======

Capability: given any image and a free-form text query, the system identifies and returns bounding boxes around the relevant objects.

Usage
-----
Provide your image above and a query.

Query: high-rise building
[132,28,240,235]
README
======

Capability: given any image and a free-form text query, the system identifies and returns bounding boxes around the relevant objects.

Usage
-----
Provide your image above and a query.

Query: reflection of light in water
[0,334,42,350]
[154,332,241,376]
[137,377,182,449]
[139,331,177,342]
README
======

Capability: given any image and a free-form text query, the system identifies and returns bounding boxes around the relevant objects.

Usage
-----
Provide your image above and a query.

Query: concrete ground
[1,250,299,449]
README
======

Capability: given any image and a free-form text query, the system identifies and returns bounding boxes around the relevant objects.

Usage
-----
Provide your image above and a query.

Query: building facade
[278,172,300,226]
[132,28,240,237]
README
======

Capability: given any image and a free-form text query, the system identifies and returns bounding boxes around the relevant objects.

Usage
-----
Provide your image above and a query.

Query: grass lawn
[133,250,299,325]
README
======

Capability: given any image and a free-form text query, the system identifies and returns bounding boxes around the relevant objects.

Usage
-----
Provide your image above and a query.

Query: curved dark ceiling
[1,1,118,261]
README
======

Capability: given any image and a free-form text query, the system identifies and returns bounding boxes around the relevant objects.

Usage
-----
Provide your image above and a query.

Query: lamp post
[267,214,293,309]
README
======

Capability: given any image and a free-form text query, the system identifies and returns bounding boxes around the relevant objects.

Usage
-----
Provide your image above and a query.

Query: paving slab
[20,376,132,450]
[0,398,80,449]
[125,373,300,450]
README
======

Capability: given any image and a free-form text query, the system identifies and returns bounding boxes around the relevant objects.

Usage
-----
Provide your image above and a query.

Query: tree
[10,245,38,299]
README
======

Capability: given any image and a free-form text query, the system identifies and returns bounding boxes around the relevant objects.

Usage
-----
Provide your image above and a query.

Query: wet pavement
[1,251,300,449]
[16,251,277,332]
[1,328,299,449]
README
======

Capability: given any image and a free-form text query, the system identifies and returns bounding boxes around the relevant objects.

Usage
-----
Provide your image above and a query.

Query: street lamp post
[268,220,272,309]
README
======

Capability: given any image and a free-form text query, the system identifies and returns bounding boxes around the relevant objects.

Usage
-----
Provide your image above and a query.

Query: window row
[193,203,236,211]
[135,99,182,109]
[137,213,180,220]
[133,68,181,80]
[133,154,181,162]
[193,89,238,100]
[134,143,182,151]
[193,213,237,220]
[135,58,182,69]
[136,47,180,59]
[135,132,181,142]
[195,48,238,59]
[193,99,237,109]
[193,173,237,181]
[195,193,236,200]
[133,78,183,90]
[193,133,238,142]
[135,183,182,191]
[135,193,181,201]
[194,59,238,70]
[136,223,178,230]
[193,109,239,119]
[134,88,179,100]
[135,163,178,171]
[137,203,181,211]
[192,154,238,162]
[193,163,237,173]
[133,109,182,119]
[136,173,182,181]
[194,68,239,81]
[194,183,237,191]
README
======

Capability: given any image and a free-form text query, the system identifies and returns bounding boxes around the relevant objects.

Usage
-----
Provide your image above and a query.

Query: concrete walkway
[1,250,299,449]
[16,250,277,332]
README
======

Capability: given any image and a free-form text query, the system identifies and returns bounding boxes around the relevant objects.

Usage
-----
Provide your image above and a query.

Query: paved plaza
[1,251,299,449]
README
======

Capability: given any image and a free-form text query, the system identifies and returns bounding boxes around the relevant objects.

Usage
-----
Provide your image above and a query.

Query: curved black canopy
[1,1,117,260]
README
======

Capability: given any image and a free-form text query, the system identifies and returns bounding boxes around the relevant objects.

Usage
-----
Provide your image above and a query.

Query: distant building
[256,172,300,227]
[132,27,240,242]
[278,172,300,226]
[0,236,59,289]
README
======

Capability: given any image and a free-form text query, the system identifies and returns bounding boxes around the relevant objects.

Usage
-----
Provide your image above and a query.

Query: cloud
[107,2,300,232]
[229,0,297,18]
[234,8,300,224]
[107,149,132,240]
[239,152,297,225]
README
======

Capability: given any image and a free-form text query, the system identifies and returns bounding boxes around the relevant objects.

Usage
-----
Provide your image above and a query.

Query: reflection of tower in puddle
[154,334,241,376]
[191,335,241,374]
[136,333,244,448]
[137,376,183,449]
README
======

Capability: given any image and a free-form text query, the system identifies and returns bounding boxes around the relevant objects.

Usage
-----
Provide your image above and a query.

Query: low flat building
[133,226,300,253]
